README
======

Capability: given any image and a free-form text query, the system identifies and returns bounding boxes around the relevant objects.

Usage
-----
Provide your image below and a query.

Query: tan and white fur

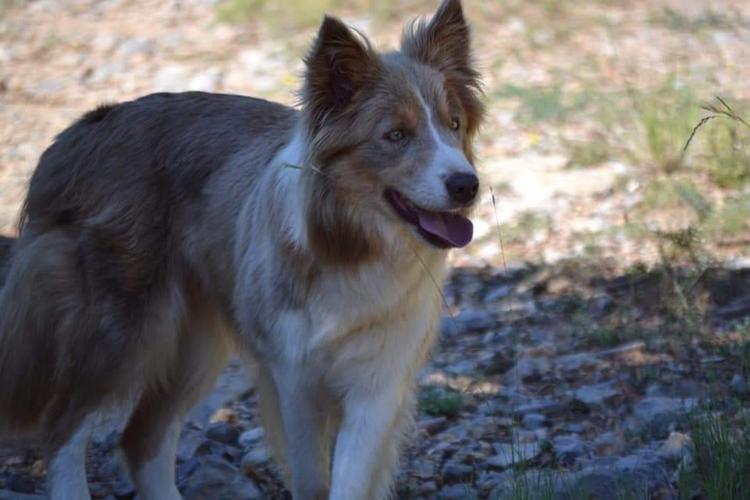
[0,1,485,498]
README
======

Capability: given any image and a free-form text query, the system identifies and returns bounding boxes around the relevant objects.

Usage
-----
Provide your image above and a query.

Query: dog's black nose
[445,172,479,205]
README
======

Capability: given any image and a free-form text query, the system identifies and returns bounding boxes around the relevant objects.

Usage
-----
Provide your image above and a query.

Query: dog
[0,0,484,498]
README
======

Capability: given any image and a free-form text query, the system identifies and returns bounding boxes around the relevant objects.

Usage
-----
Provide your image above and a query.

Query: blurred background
[1,0,749,498]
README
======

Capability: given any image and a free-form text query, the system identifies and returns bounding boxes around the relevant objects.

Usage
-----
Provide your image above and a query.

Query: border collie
[0,0,484,498]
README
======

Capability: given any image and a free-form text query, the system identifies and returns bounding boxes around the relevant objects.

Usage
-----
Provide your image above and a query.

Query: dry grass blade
[489,186,508,273]
[683,115,718,153]
[408,242,459,333]
[684,96,750,153]
[282,162,327,177]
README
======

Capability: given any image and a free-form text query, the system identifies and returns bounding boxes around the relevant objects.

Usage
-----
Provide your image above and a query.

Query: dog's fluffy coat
[0,1,484,498]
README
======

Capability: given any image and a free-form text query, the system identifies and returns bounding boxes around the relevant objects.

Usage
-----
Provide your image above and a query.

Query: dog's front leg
[328,387,405,500]
[271,364,334,500]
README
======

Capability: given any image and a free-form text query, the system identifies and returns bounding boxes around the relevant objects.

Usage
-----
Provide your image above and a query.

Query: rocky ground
[1,0,750,499]
[2,263,749,499]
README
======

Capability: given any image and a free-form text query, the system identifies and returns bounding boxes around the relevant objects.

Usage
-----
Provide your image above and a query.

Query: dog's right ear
[303,16,380,130]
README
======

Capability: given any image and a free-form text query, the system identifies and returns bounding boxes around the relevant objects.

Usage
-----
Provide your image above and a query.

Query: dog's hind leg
[120,306,231,500]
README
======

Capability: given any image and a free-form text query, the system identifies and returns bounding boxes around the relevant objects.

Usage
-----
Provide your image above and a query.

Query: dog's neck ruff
[268,127,442,270]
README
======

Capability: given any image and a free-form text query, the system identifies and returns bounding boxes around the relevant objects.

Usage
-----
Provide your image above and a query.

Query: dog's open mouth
[384,189,473,249]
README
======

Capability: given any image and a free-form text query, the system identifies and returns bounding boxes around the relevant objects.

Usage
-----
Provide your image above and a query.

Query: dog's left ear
[402,0,484,151]
[402,0,476,80]
[303,16,380,131]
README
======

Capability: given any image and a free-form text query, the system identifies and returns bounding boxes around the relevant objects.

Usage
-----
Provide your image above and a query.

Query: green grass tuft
[630,82,701,173]
[678,413,750,500]
[418,386,464,418]
[650,6,748,32]
[564,137,611,168]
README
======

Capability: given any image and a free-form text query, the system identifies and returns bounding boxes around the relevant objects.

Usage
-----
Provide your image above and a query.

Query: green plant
[498,470,558,500]
[565,137,611,168]
[418,386,464,418]
[216,0,266,23]
[502,210,550,243]
[652,226,712,334]
[683,96,750,188]
[216,0,420,28]
[704,195,750,241]
[216,0,348,27]
[495,84,595,124]
[630,82,701,172]
[717,319,750,376]
[678,414,750,500]
[650,7,747,32]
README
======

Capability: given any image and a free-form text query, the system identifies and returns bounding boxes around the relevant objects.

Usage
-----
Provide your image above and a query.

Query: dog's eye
[385,129,406,142]
[450,117,461,130]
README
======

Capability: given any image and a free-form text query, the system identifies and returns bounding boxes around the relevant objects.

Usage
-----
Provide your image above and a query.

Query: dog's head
[301,0,484,262]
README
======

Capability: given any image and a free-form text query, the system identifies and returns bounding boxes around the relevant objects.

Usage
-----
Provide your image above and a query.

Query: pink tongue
[416,209,474,248]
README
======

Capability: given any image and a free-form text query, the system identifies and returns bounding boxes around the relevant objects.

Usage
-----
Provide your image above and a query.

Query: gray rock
[2,474,36,494]
[476,470,510,492]
[0,491,44,500]
[483,285,512,303]
[36,79,65,96]
[572,381,620,406]
[116,37,154,59]
[418,416,448,435]
[504,357,552,384]
[593,431,624,455]
[88,61,128,83]
[555,352,600,372]
[240,446,271,473]
[238,427,265,448]
[552,434,586,464]
[180,456,262,500]
[188,359,252,425]
[565,422,587,433]
[730,373,749,396]
[645,379,705,398]
[178,427,210,461]
[438,483,478,499]
[441,462,474,483]
[477,351,514,376]
[521,413,546,430]
[612,452,670,492]
[632,397,697,436]
[511,398,565,416]
[414,480,438,496]
[598,340,646,356]
[188,69,222,92]
[455,308,496,332]
[206,422,240,445]
[557,451,670,499]
[440,316,461,336]
[412,459,437,479]
[153,65,191,92]
[659,431,692,462]
[487,442,540,468]
[112,476,136,498]
[563,469,649,500]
